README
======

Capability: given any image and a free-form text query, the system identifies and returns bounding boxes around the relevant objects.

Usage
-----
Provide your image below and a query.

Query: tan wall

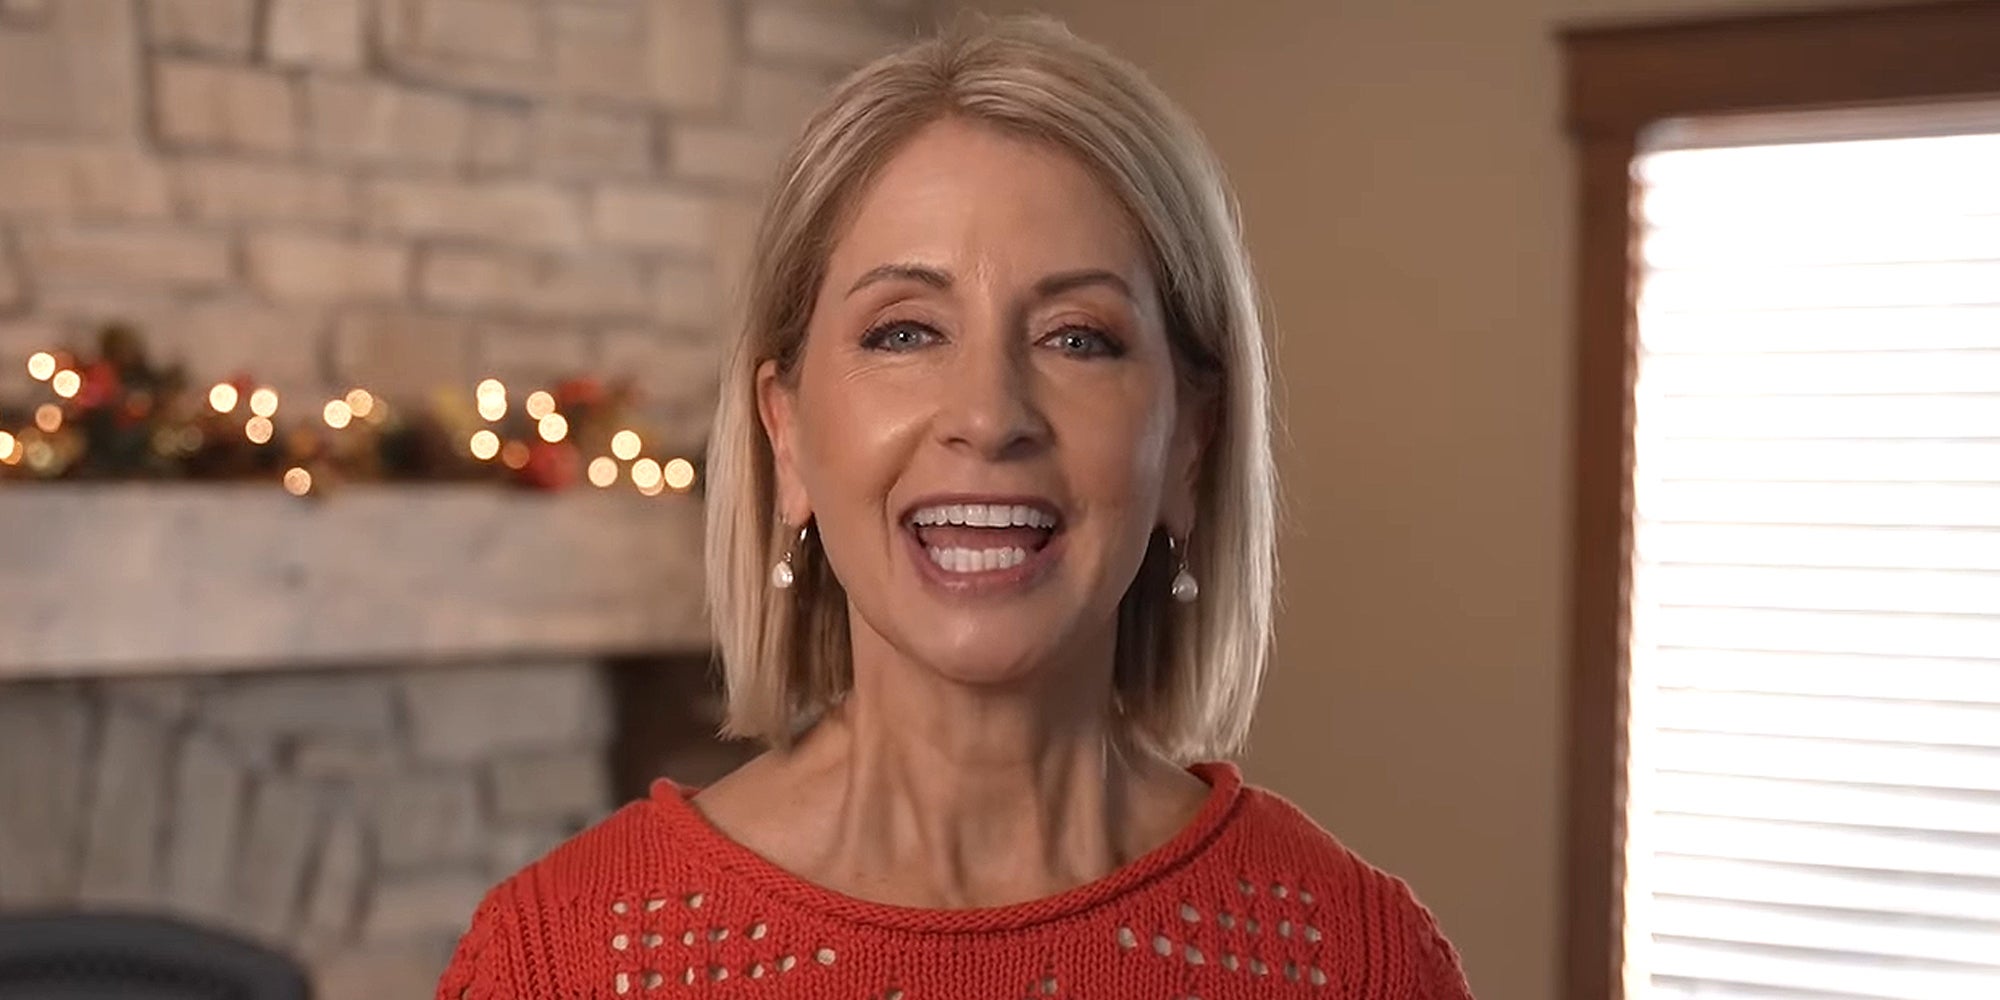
[958,2,1878,998]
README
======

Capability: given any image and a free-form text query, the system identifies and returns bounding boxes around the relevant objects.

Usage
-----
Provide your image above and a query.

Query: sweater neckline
[647,760,1245,934]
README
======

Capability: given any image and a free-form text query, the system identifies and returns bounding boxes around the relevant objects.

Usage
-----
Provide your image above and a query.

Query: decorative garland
[0,321,703,496]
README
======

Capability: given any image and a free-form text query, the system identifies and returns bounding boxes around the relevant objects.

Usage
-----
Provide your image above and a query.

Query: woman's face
[760,119,1204,690]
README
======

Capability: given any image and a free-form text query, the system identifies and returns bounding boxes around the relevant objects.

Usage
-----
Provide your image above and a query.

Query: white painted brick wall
[145,0,259,58]
[466,102,532,174]
[331,309,475,395]
[418,246,653,318]
[247,233,410,303]
[304,77,472,168]
[172,159,356,224]
[364,176,585,247]
[0,241,22,311]
[151,59,302,154]
[0,145,174,220]
[22,224,235,290]
[590,185,716,252]
[476,318,594,384]
[0,0,928,427]
[531,103,658,179]
[265,0,366,69]
[748,1,904,66]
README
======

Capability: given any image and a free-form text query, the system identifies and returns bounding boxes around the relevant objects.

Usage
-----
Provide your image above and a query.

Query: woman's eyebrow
[847,262,951,297]
[1034,269,1132,302]
[844,263,1133,302]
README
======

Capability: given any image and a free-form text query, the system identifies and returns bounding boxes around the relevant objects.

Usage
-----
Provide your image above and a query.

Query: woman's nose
[935,337,1052,460]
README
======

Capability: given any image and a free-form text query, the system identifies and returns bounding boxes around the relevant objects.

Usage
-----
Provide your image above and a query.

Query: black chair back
[0,912,309,1000]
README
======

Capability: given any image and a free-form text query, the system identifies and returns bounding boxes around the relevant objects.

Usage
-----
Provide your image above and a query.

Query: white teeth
[908,503,1057,529]
[926,546,1028,573]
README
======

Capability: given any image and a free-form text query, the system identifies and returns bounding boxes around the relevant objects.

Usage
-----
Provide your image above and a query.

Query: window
[1557,6,2000,1000]
[1621,107,2000,1000]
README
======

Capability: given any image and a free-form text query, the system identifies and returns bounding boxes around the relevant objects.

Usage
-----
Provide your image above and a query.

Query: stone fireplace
[0,486,755,997]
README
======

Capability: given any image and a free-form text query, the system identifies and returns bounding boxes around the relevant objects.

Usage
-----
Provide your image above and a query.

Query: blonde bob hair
[704,15,1276,762]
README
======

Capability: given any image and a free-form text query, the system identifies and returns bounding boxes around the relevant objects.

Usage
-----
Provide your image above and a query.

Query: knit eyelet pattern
[434,762,1474,999]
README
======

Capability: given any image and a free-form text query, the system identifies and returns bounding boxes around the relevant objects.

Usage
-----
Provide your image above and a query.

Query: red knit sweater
[437,762,1475,999]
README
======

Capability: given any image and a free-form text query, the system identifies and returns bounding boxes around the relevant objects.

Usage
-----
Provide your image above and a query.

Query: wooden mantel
[0,485,711,679]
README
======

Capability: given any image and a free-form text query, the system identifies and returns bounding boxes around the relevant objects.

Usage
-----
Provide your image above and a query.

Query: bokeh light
[323,399,353,429]
[525,390,556,420]
[469,429,500,460]
[631,457,662,492]
[500,440,530,470]
[51,369,80,398]
[27,352,55,381]
[587,456,618,488]
[0,430,15,462]
[34,404,61,433]
[249,388,279,418]
[663,457,695,492]
[245,416,274,444]
[209,382,239,413]
[476,379,507,422]
[610,429,641,461]
[344,388,374,419]
[536,413,568,443]
[283,467,313,496]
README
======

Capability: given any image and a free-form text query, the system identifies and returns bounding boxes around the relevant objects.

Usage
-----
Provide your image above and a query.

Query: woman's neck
[693,645,1208,909]
[813,701,1143,908]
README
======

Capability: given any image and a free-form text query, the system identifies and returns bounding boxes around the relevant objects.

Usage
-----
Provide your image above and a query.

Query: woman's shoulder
[1205,774,1474,998]
[433,781,710,999]
[518,781,687,895]
[1223,776,1441,920]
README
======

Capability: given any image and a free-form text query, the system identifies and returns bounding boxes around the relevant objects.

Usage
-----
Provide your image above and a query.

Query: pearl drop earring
[1169,534,1199,603]
[771,524,807,590]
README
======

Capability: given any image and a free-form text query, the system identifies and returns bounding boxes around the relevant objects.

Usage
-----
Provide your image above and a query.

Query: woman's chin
[904,632,1079,691]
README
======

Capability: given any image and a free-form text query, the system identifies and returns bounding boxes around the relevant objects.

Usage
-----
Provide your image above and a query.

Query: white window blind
[1622,105,2000,1000]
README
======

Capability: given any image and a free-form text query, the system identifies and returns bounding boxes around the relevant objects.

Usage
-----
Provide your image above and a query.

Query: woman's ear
[1162,386,1218,539]
[756,358,813,526]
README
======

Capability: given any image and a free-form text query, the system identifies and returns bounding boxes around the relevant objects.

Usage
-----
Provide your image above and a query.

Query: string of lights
[0,323,704,499]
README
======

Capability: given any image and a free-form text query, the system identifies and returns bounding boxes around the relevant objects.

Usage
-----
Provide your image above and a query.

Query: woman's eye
[1043,325,1124,359]
[861,321,941,352]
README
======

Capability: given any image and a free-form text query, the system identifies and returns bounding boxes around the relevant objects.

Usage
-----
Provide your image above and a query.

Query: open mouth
[905,500,1061,574]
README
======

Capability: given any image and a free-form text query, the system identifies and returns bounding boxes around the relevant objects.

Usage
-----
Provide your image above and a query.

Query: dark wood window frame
[1558,4,2000,1000]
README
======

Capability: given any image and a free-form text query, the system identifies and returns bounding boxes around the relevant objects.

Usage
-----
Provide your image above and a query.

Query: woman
[439,16,1472,1000]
